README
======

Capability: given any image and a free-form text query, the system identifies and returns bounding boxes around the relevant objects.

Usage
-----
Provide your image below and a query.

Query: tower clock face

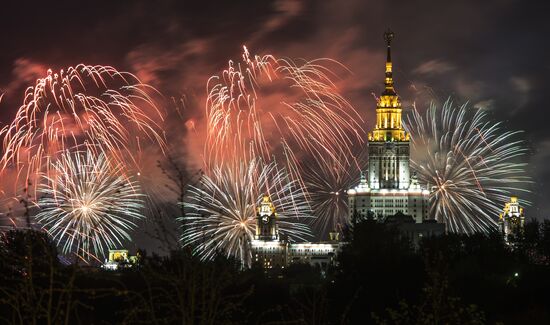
[262,216,269,223]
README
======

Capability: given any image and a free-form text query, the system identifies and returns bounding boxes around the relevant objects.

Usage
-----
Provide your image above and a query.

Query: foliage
[2,219,550,324]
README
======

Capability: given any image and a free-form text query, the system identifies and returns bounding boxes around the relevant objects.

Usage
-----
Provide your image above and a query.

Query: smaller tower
[252,195,287,268]
[499,196,525,242]
[256,195,279,241]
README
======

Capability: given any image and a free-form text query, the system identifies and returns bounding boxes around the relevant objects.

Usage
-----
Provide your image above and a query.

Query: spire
[369,29,408,142]
[383,29,396,95]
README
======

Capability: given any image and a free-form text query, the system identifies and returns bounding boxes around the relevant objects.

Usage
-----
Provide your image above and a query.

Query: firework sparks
[406,100,530,233]
[35,150,145,259]
[204,47,366,238]
[0,190,20,230]
[304,148,367,237]
[205,46,364,177]
[0,65,166,194]
[181,158,312,266]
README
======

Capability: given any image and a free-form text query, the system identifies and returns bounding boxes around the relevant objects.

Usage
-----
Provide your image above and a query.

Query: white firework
[35,150,145,259]
[181,158,312,266]
[406,100,530,233]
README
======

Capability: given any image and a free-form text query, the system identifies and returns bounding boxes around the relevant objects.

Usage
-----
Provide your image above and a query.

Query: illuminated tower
[252,195,287,268]
[251,194,343,269]
[499,196,525,242]
[255,195,279,241]
[348,30,430,222]
[368,29,410,190]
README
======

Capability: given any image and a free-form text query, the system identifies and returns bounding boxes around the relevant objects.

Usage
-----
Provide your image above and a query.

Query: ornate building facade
[499,196,525,242]
[102,249,140,270]
[347,30,431,223]
[252,31,445,269]
[251,196,342,269]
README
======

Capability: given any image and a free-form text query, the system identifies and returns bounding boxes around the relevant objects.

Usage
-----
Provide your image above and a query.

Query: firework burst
[406,100,530,233]
[204,47,366,239]
[304,148,367,237]
[0,65,166,193]
[181,158,311,266]
[205,47,364,180]
[35,150,145,260]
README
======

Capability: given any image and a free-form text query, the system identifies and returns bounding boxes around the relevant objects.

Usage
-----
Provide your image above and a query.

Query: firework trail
[181,158,311,266]
[205,47,366,238]
[303,147,367,237]
[205,46,365,179]
[0,189,21,230]
[406,100,530,233]
[0,64,166,194]
[35,150,145,260]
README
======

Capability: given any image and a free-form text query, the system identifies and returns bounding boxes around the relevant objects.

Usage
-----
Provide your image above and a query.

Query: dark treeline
[2,219,550,324]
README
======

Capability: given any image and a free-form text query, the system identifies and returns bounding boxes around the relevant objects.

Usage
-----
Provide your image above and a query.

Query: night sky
[0,1,549,245]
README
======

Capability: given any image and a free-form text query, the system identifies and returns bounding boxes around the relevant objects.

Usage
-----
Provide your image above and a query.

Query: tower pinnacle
[384,29,394,59]
[369,29,408,143]
[383,29,395,95]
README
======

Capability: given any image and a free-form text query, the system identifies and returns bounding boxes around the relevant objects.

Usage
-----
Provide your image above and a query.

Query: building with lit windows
[347,30,432,224]
[252,31,444,268]
[287,232,342,267]
[251,196,288,268]
[499,196,525,242]
[102,249,140,271]
[251,196,342,269]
